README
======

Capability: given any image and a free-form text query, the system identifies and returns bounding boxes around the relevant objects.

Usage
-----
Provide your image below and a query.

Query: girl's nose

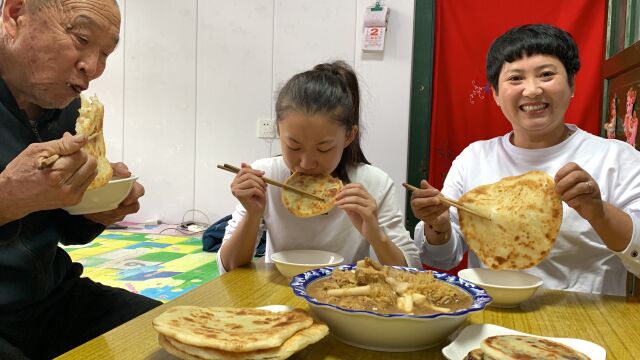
[299,154,317,171]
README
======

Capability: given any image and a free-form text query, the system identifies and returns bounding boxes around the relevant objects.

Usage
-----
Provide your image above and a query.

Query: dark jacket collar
[0,77,61,125]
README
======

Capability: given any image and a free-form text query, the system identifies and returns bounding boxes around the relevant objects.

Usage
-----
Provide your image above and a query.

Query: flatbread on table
[480,334,591,360]
[75,94,112,190]
[152,306,315,352]
[458,170,562,270]
[281,172,343,218]
[159,322,329,360]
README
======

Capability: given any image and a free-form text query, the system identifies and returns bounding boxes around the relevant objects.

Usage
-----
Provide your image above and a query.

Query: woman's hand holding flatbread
[83,162,144,226]
[554,162,603,221]
[230,163,267,217]
[555,162,633,253]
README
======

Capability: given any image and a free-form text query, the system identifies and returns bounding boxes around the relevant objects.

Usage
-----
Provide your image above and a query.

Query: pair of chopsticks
[217,163,326,201]
[37,132,103,170]
[402,183,491,221]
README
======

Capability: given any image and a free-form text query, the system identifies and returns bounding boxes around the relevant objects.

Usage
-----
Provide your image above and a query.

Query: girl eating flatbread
[218,61,421,274]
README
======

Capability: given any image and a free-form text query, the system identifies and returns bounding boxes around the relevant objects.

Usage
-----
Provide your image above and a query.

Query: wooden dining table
[58,259,640,360]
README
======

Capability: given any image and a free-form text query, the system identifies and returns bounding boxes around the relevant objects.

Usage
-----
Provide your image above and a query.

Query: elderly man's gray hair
[0,0,119,10]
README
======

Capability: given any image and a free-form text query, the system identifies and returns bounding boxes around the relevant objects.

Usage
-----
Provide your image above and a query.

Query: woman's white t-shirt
[415,125,640,296]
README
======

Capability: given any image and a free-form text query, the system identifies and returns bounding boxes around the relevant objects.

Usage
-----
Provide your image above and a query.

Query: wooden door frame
[603,0,640,296]
[405,0,435,235]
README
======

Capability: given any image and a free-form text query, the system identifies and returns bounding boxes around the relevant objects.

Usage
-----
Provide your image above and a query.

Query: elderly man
[0,0,160,358]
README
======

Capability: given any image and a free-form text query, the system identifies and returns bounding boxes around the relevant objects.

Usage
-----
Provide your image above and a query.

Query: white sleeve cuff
[616,214,640,276]
[615,214,640,277]
[413,221,459,269]
[216,242,229,275]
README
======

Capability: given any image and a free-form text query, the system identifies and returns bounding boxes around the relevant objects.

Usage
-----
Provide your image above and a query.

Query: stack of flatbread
[281,172,343,218]
[76,94,112,190]
[466,334,591,359]
[153,306,329,359]
[458,171,562,270]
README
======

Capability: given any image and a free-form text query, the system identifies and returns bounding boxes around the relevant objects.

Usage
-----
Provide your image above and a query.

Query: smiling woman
[410,24,640,297]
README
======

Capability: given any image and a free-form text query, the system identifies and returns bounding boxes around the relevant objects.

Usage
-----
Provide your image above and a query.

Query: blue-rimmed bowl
[291,264,492,352]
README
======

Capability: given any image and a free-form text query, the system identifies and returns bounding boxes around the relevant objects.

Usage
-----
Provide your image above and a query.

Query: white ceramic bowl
[63,176,138,215]
[457,268,543,308]
[291,265,492,352]
[270,250,344,278]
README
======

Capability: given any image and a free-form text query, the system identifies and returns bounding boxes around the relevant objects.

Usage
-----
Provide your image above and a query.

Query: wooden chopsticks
[402,182,491,221]
[217,163,326,202]
[37,132,103,170]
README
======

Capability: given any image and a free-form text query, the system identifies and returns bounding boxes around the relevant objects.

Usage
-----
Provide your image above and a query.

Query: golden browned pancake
[75,95,112,190]
[159,322,328,360]
[281,172,343,218]
[152,306,315,352]
[458,171,562,270]
[465,348,486,359]
[481,334,591,359]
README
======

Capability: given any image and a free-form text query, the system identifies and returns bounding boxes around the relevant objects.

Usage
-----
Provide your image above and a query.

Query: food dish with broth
[305,258,473,315]
[291,260,491,351]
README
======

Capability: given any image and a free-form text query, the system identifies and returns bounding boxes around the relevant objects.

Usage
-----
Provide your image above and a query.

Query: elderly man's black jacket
[0,79,104,311]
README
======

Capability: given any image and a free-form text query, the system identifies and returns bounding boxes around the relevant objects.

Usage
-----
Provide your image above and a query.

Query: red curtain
[425,0,605,274]
[429,0,605,189]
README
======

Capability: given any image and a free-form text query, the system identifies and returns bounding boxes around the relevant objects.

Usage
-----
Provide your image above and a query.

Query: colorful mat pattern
[62,231,218,302]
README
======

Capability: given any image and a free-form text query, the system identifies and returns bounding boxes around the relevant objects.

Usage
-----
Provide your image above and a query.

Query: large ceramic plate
[442,324,606,360]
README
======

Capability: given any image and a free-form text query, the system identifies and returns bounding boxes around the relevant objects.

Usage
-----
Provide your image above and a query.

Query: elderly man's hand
[83,162,144,226]
[0,132,96,222]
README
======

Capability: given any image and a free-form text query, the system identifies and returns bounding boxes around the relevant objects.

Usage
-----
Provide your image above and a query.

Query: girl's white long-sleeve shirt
[414,125,640,296]
[219,157,421,274]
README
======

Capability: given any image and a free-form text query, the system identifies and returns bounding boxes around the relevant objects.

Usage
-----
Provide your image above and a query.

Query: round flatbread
[152,306,315,352]
[458,171,562,270]
[465,348,484,360]
[480,334,591,359]
[76,94,112,190]
[159,322,329,360]
[281,172,343,218]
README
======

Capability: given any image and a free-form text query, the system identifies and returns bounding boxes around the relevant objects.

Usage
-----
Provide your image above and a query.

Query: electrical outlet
[256,118,277,139]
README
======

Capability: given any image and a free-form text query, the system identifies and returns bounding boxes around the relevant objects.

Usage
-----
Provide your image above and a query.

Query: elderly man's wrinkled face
[10,0,120,110]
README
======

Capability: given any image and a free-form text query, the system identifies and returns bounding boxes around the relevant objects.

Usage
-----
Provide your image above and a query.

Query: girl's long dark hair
[275,61,369,183]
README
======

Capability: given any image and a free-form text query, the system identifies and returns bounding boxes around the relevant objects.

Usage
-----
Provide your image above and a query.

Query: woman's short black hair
[486,24,580,92]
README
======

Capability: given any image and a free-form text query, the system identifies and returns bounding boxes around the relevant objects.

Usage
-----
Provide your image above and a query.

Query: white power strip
[187,224,206,232]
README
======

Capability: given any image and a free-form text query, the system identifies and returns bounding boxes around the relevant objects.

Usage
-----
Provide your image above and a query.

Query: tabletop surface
[58,259,640,360]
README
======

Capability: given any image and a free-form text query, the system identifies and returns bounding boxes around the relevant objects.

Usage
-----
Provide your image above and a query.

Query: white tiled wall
[88,0,415,225]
